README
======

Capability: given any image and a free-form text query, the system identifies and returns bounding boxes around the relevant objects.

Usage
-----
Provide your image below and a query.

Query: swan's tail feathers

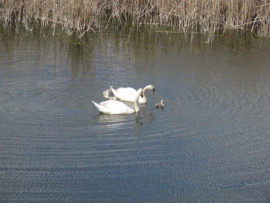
[92,101,109,114]
[92,101,99,108]
[92,101,102,112]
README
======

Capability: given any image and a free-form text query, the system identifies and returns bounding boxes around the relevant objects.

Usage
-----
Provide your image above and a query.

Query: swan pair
[92,85,155,114]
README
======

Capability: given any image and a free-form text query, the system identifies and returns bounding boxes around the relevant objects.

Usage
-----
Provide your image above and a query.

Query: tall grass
[0,0,269,38]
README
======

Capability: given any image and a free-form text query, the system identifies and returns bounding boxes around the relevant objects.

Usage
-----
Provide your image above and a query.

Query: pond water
[1,27,270,201]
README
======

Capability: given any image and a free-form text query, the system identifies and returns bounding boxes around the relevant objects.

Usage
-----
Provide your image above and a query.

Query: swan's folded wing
[116,87,137,95]
[112,87,138,102]
[92,101,114,113]
[99,100,126,108]
[93,100,134,114]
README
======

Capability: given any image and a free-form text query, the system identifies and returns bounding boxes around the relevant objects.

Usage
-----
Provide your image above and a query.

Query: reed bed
[0,0,269,38]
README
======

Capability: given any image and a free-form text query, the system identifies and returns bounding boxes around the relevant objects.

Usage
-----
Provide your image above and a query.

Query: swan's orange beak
[152,88,156,94]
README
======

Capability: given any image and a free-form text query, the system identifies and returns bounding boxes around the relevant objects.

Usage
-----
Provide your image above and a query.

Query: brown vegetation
[0,0,269,38]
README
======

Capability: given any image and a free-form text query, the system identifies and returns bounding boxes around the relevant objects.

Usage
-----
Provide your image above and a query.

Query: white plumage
[110,85,155,103]
[92,88,143,114]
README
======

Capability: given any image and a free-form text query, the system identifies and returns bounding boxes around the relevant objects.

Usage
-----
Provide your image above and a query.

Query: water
[1,28,270,202]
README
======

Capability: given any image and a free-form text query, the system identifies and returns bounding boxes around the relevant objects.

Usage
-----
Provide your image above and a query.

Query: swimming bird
[110,85,155,103]
[155,100,164,109]
[92,88,143,114]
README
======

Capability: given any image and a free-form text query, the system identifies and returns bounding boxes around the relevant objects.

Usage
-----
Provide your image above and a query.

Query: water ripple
[1,32,270,202]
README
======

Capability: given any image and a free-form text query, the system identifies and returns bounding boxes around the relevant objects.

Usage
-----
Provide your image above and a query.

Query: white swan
[110,85,155,103]
[92,88,143,114]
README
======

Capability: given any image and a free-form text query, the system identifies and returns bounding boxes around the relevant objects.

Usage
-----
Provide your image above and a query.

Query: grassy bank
[0,0,269,38]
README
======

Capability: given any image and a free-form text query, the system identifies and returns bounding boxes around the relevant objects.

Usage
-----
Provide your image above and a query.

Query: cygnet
[155,100,164,109]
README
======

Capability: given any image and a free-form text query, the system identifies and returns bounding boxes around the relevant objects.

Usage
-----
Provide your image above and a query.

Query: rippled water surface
[1,28,270,201]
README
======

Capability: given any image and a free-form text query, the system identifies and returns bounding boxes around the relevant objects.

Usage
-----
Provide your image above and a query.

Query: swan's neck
[140,88,147,103]
[134,100,139,112]
[134,90,142,112]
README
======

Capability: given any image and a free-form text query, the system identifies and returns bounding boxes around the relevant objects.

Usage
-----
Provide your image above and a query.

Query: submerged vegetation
[0,0,270,38]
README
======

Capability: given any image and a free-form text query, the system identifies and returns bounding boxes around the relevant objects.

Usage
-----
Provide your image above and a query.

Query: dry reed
[0,0,269,38]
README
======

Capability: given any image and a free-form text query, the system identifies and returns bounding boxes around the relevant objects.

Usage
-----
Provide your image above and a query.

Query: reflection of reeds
[0,0,269,38]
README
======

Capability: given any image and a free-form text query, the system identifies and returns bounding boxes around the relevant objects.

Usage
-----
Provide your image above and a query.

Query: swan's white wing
[92,100,134,114]
[111,85,154,104]
[92,101,111,114]
[116,87,137,95]
[111,87,138,102]
[100,100,127,108]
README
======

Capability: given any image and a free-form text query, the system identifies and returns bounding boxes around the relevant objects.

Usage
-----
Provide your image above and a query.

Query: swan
[110,85,155,103]
[92,88,143,114]
[155,100,164,109]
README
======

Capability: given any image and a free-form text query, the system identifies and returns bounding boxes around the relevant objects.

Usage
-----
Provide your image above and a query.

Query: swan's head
[144,85,155,94]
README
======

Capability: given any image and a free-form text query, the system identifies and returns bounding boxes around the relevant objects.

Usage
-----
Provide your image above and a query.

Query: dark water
[1,28,270,202]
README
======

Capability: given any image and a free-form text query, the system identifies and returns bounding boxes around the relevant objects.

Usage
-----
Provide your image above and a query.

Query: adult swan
[92,88,143,114]
[110,85,155,103]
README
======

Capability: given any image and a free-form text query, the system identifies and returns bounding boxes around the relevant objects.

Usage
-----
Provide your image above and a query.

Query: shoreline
[0,0,269,38]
